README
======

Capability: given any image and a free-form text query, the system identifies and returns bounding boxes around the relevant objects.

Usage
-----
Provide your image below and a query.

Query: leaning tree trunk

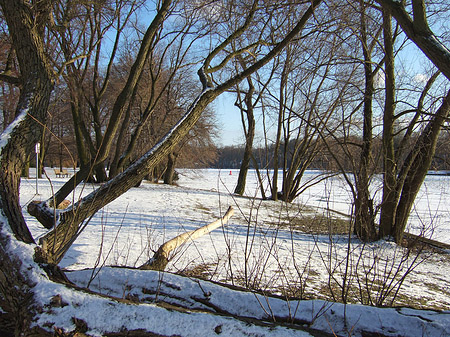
[36,87,220,264]
[34,0,324,263]
[392,89,450,243]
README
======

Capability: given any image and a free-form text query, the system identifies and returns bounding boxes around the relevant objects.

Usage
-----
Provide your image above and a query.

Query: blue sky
[214,93,245,147]
[213,38,445,148]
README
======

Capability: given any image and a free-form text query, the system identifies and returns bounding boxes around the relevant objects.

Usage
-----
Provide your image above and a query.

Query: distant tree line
[214,130,450,172]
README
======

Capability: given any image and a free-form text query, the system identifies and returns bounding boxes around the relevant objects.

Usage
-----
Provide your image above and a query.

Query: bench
[54,168,70,178]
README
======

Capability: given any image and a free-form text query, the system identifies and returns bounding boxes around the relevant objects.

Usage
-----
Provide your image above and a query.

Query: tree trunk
[0,230,37,335]
[271,63,288,201]
[0,0,54,243]
[38,131,46,179]
[235,79,256,196]
[379,9,398,238]
[353,1,377,241]
[21,155,30,178]
[164,152,179,185]
[393,89,450,243]
[37,88,219,264]
[94,162,108,183]
[108,99,133,179]
[70,93,92,169]
[0,0,54,332]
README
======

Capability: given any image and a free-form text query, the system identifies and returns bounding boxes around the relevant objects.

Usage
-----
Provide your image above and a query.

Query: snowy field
[179,169,450,243]
[17,168,450,335]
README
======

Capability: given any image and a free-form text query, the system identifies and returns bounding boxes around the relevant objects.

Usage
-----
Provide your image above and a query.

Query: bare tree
[374,0,450,243]
[352,0,382,240]
[0,0,323,333]
[327,0,450,243]
[254,9,355,203]
[233,55,272,196]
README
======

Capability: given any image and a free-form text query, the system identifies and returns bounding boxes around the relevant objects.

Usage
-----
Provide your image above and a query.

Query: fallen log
[139,206,234,271]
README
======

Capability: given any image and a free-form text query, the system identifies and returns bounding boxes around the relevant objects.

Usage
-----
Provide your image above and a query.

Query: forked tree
[349,0,450,243]
[373,0,450,243]
[320,0,450,243]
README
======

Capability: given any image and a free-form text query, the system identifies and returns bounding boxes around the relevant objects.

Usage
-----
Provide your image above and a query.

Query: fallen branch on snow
[139,206,234,271]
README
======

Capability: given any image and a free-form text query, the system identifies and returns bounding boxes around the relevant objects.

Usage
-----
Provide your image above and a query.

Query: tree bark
[0,0,54,243]
[0,231,37,335]
[379,9,398,238]
[0,0,54,333]
[108,90,134,179]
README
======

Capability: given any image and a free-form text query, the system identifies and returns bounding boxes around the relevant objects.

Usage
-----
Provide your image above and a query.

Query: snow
[64,267,450,337]
[0,108,28,153]
[12,168,450,335]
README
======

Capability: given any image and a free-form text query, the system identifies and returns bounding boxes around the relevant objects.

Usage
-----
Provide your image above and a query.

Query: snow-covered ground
[179,169,450,243]
[17,168,450,336]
